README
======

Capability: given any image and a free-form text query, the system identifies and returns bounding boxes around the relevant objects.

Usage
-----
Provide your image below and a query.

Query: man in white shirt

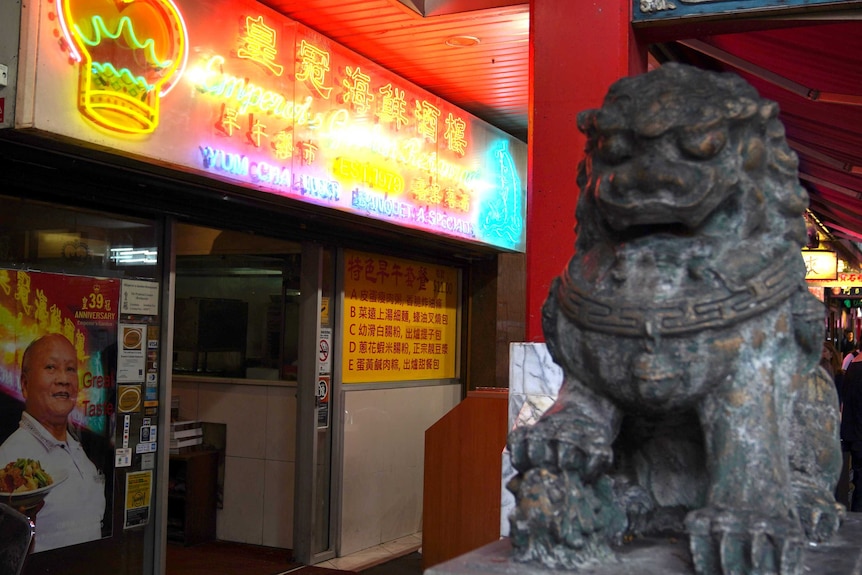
[0,334,106,552]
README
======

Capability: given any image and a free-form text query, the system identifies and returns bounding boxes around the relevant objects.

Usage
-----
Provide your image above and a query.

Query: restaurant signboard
[802,250,838,281]
[808,272,862,288]
[5,0,526,252]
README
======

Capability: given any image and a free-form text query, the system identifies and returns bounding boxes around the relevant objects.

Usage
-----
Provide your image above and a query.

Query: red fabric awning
[663,21,862,252]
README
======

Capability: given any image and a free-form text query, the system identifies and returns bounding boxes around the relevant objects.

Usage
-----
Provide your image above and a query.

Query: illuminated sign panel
[342,250,459,384]
[808,272,862,288]
[802,250,838,281]
[27,0,526,252]
[633,0,854,23]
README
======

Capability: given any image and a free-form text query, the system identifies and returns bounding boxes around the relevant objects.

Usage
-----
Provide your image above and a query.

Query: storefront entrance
[169,223,335,563]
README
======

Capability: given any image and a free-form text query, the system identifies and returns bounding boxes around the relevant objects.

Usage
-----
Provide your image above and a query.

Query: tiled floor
[316,533,423,572]
[166,534,423,575]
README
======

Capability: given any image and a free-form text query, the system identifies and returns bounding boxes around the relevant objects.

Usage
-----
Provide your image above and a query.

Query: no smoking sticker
[318,327,332,374]
[319,339,329,362]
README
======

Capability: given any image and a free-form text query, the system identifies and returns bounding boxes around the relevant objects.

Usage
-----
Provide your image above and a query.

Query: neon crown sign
[57,0,189,134]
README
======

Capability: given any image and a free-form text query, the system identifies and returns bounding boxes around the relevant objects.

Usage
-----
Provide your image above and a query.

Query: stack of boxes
[169,420,203,454]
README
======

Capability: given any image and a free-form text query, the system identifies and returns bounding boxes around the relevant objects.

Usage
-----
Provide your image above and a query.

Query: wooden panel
[466,253,525,391]
[422,390,509,570]
[168,450,219,546]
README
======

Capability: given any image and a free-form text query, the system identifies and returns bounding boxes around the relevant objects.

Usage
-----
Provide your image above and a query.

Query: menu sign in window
[342,250,458,383]
[20,0,526,252]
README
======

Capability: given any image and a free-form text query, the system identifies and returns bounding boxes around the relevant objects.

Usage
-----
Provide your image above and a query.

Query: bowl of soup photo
[123,328,142,350]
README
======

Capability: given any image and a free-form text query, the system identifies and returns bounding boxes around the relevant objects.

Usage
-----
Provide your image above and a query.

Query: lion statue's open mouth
[506,63,843,575]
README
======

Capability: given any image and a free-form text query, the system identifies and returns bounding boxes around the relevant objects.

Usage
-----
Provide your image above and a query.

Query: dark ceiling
[260,0,862,256]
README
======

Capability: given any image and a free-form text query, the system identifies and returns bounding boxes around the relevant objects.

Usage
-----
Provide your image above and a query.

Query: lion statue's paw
[507,468,625,569]
[686,507,805,575]
[793,486,845,543]
[507,408,614,480]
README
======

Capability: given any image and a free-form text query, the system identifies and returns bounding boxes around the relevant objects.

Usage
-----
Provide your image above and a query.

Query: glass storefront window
[0,195,160,279]
[0,194,160,574]
[173,223,302,381]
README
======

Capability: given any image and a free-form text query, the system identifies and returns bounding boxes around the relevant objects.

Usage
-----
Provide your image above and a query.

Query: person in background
[843,341,860,374]
[827,338,852,506]
[840,349,862,511]
[842,328,857,356]
[0,334,106,552]
[820,341,842,384]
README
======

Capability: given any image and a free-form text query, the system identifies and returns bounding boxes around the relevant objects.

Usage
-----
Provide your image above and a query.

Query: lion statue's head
[544,63,823,401]
[573,62,808,256]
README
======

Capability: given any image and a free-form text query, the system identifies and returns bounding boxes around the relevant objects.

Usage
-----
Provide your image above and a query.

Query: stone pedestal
[427,514,862,575]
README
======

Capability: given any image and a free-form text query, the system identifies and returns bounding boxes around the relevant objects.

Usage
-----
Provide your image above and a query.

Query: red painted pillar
[526,0,647,340]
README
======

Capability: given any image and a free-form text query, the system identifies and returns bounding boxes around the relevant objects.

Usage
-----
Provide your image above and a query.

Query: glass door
[169,223,303,560]
[294,243,337,563]
[170,224,338,564]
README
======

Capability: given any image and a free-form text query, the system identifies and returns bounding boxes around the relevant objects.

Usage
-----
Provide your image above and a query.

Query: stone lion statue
[507,63,844,575]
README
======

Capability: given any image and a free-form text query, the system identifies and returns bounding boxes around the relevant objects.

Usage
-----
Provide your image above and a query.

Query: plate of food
[0,458,67,512]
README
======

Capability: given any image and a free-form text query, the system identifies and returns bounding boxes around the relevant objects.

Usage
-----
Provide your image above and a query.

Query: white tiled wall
[340,384,461,556]
[171,379,297,548]
[262,459,296,547]
[171,378,459,556]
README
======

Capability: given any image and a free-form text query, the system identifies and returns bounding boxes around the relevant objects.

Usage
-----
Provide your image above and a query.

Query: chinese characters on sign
[342,250,458,383]
[808,272,862,288]
[42,0,526,251]
[802,250,838,280]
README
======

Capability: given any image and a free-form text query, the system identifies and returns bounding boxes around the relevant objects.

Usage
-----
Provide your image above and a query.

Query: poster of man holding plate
[0,269,119,552]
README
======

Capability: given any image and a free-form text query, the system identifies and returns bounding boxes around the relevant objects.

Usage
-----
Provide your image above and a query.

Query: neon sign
[479,140,524,245]
[191,54,317,122]
[333,157,405,195]
[341,66,375,115]
[237,16,284,76]
[296,40,333,99]
[57,0,188,134]
[37,0,526,251]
